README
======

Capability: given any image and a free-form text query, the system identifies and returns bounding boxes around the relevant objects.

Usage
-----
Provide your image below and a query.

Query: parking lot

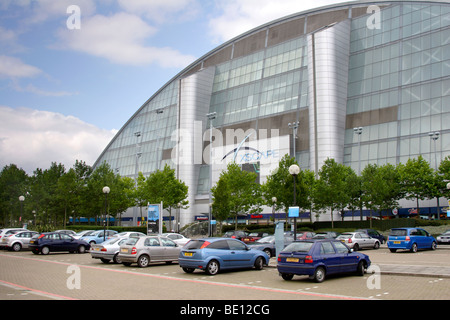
[0,245,449,302]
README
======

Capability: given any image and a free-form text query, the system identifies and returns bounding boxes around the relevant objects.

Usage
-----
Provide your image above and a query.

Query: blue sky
[0,0,346,173]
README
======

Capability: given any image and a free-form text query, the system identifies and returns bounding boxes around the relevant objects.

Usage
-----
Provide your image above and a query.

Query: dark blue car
[29,232,90,255]
[179,238,269,275]
[277,239,371,283]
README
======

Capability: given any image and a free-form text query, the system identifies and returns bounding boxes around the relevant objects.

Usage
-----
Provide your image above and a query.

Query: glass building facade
[95,1,450,226]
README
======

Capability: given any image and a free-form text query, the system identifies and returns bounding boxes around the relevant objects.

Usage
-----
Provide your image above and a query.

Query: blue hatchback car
[179,238,269,275]
[277,239,371,283]
[387,228,437,253]
[80,230,118,245]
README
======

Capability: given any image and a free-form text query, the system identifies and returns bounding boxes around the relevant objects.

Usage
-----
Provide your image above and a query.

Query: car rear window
[184,240,207,250]
[124,237,139,246]
[283,242,314,253]
[390,229,407,236]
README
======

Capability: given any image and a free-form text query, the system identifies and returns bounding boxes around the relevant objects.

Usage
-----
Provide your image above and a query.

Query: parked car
[114,231,146,238]
[336,232,380,250]
[73,230,96,239]
[241,232,270,244]
[247,235,294,258]
[296,231,316,240]
[90,237,129,264]
[162,233,191,246]
[179,238,269,275]
[223,230,249,241]
[119,236,180,267]
[54,230,76,236]
[277,239,371,283]
[2,231,39,251]
[355,229,386,244]
[80,230,118,245]
[29,232,90,255]
[437,230,450,244]
[387,228,437,253]
[0,228,28,248]
[312,231,340,239]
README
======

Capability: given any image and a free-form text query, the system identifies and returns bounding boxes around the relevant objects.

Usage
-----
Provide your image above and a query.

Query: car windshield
[83,231,97,236]
[390,229,407,236]
[283,242,314,253]
[103,237,123,245]
[183,240,206,249]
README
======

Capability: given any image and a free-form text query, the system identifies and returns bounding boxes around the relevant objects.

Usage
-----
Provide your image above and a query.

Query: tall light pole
[102,186,110,242]
[429,131,440,219]
[206,112,216,237]
[289,164,300,240]
[19,195,25,227]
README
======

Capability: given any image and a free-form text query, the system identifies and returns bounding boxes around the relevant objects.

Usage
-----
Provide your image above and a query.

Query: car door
[60,234,78,251]
[319,241,340,275]
[48,233,63,251]
[160,237,179,261]
[358,233,371,248]
[416,229,432,248]
[332,241,358,273]
[226,239,253,268]
[144,237,164,261]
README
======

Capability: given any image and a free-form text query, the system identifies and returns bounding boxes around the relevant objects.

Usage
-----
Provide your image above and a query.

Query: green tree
[398,156,435,215]
[313,158,352,228]
[144,164,189,231]
[213,162,261,230]
[0,164,29,226]
[361,163,402,219]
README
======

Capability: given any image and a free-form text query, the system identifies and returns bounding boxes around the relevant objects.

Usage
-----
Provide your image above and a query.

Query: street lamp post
[271,197,277,224]
[206,112,216,238]
[19,195,25,227]
[353,127,363,175]
[102,186,110,242]
[288,164,300,240]
[430,132,440,219]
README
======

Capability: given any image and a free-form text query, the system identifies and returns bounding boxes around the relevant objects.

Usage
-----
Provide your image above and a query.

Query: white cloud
[117,0,199,24]
[0,106,117,173]
[56,12,196,67]
[0,55,41,78]
[208,0,353,43]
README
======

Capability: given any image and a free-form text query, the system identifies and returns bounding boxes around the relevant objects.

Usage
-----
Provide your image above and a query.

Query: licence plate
[30,240,34,244]
[286,258,299,262]
[120,248,128,253]
[184,252,193,257]
[393,241,401,244]
[94,247,100,251]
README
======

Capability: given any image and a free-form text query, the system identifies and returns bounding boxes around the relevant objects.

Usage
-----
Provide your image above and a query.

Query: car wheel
[373,241,380,249]
[353,243,359,251]
[100,258,111,264]
[137,255,150,268]
[182,267,195,273]
[356,261,366,276]
[263,249,272,258]
[205,260,219,275]
[12,243,22,252]
[41,246,50,255]
[122,262,132,266]
[254,256,264,270]
[89,241,96,246]
[113,253,122,264]
[431,241,437,250]
[281,273,294,281]
[410,243,418,253]
[77,245,86,254]
[389,248,397,253]
[313,266,326,283]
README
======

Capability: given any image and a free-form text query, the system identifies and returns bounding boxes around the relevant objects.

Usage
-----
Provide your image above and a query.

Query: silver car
[336,232,380,250]
[2,231,39,251]
[118,236,180,268]
[0,228,29,249]
[90,237,129,264]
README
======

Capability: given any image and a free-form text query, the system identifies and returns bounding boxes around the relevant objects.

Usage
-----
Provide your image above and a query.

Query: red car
[296,232,316,240]
[241,232,270,244]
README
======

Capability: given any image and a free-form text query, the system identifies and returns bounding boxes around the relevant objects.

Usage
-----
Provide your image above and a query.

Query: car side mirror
[349,249,353,253]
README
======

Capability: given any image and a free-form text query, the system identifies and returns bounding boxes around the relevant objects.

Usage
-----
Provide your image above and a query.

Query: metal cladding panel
[308,19,351,174]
